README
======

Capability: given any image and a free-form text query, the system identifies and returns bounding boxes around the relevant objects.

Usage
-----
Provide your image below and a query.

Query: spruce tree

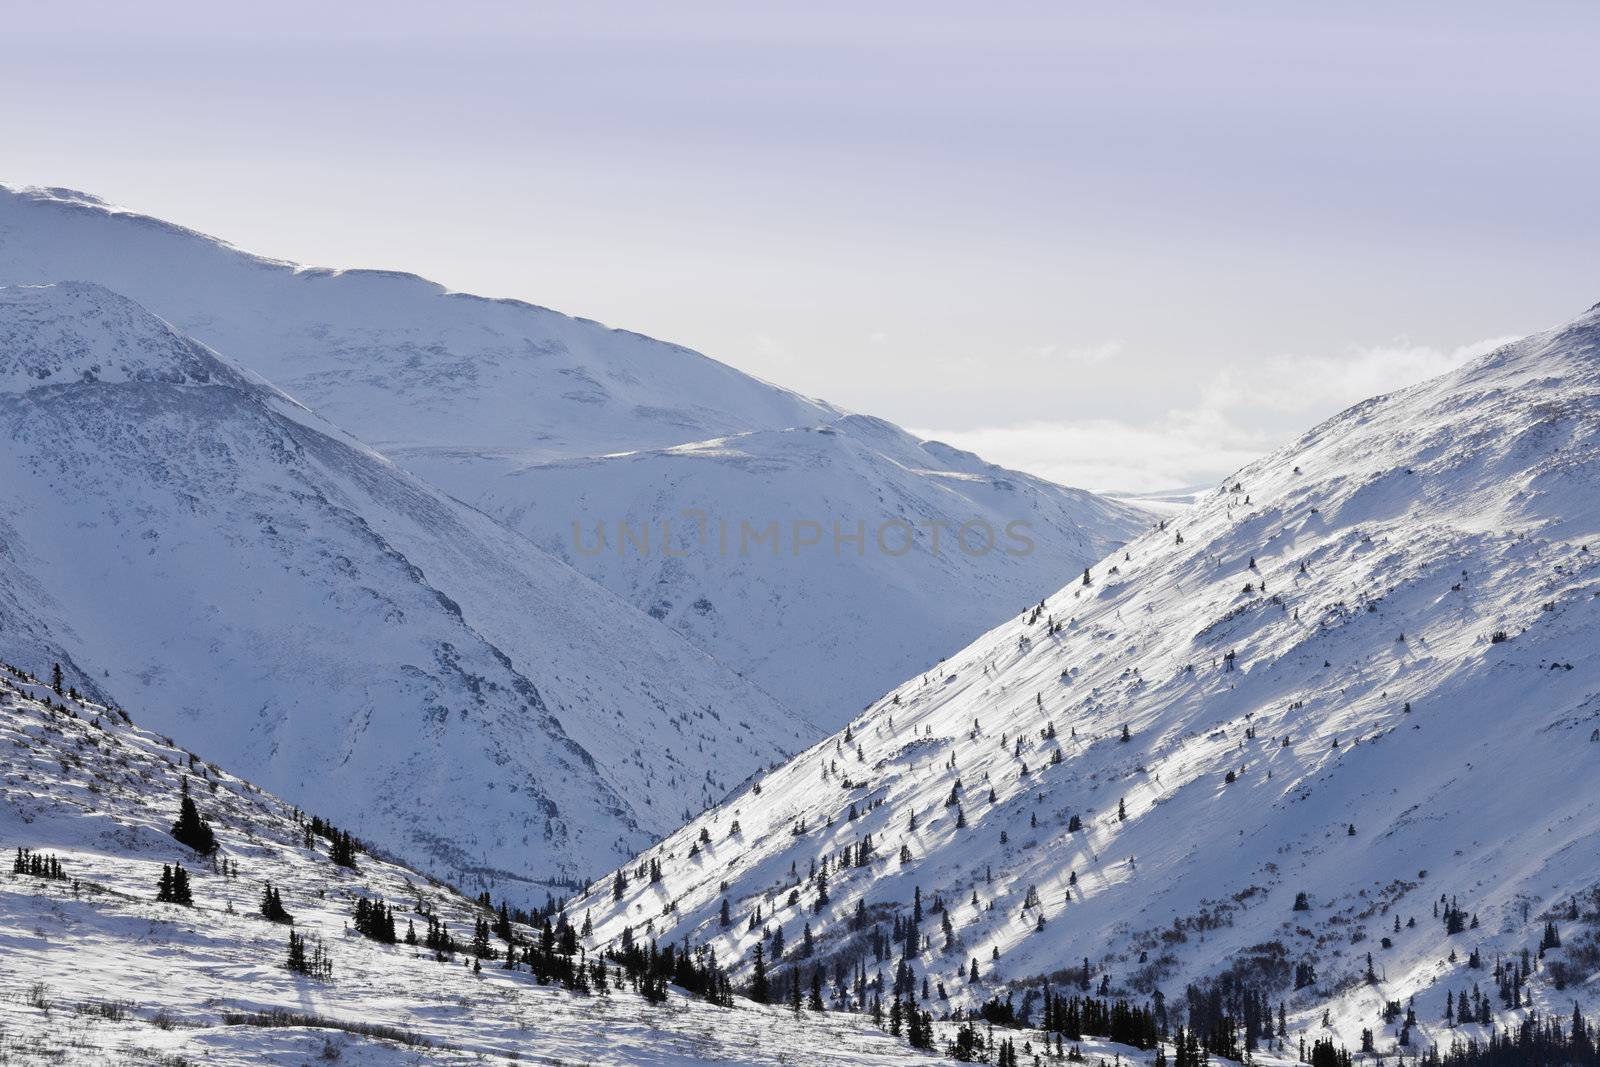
[171,778,218,854]
[750,943,770,1003]
[260,883,293,924]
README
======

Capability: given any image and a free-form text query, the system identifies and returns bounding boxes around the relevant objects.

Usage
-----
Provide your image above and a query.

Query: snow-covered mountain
[567,301,1600,1055]
[0,281,812,900]
[0,184,1151,726]
[461,414,1145,721]
[4,671,1204,1065]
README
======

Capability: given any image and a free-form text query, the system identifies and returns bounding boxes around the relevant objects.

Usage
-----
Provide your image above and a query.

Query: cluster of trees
[1416,1010,1600,1067]
[1185,981,1279,1054]
[286,929,333,980]
[608,934,732,1006]
[1040,991,1163,1049]
[888,993,936,1049]
[297,812,360,869]
[352,896,399,943]
[156,863,194,905]
[12,848,66,881]
[948,1021,1021,1063]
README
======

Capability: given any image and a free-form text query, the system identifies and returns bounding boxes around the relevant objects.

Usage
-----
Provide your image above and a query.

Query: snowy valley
[566,302,1600,1060]
[2,189,1598,1067]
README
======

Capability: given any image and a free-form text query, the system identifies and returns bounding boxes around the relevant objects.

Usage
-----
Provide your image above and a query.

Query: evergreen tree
[171,778,218,854]
[260,883,293,924]
[328,829,358,869]
[156,863,194,906]
[750,943,770,1003]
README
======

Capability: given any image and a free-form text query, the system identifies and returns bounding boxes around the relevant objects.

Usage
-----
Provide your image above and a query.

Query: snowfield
[568,301,1600,1056]
[0,183,1149,728]
[0,676,1188,1065]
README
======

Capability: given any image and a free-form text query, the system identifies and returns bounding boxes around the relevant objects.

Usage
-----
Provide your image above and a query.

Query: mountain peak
[0,281,237,392]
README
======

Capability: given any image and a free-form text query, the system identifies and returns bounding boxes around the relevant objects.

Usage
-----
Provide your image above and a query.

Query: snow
[0,678,1178,1064]
[567,301,1600,1056]
[0,281,811,902]
[0,183,1150,728]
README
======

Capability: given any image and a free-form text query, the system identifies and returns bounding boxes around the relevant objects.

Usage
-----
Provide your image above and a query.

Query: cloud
[914,334,1519,495]
[1019,339,1124,366]
[912,410,1271,496]
[1199,336,1519,416]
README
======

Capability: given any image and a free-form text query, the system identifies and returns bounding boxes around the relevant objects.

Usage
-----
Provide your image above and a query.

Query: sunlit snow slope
[0,675,949,1066]
[570,301,1600,1054]
[0,281,811,899]
[0,184,1150,726]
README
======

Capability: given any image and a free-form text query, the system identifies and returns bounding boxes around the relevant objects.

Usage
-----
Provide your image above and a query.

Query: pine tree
[171,778,218,854]
[286,928,308,973]
[329,829,358,869]
[750,943,770,1003]
[50,663,63,695]
[260,883,293,924]
[156,864,194,905]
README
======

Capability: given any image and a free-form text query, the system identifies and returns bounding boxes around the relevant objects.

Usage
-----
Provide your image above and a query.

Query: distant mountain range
[0,183,1150,730]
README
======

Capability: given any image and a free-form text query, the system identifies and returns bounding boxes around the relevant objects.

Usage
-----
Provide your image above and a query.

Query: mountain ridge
[0,181,1152,728]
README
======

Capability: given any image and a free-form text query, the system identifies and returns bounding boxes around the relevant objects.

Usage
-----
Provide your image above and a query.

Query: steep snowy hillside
[0,675,955,1065]
[0,184,1150,727]
[0,282,811,901]
[469,414,1144,719]
[569,302,1600,1056]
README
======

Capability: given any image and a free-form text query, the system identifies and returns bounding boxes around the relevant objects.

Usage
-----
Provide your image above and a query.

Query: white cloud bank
[915,335,1519,495]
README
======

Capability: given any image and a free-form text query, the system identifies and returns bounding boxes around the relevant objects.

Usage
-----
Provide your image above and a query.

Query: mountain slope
[0,671,956,1065]
[566,301,1600,1054]
[0,281,811,899]
[468,413,1145,719]
[0,184,1151,727]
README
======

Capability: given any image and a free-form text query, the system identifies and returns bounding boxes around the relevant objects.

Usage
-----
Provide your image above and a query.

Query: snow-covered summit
[0,281,244,392]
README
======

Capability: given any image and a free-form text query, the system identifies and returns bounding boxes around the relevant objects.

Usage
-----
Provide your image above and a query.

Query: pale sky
[3,1,1597,492]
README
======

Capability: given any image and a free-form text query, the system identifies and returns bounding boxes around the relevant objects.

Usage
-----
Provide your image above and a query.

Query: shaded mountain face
[567,304,1600,1051]
[0,185,1150,728]
[0,282,811,900]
